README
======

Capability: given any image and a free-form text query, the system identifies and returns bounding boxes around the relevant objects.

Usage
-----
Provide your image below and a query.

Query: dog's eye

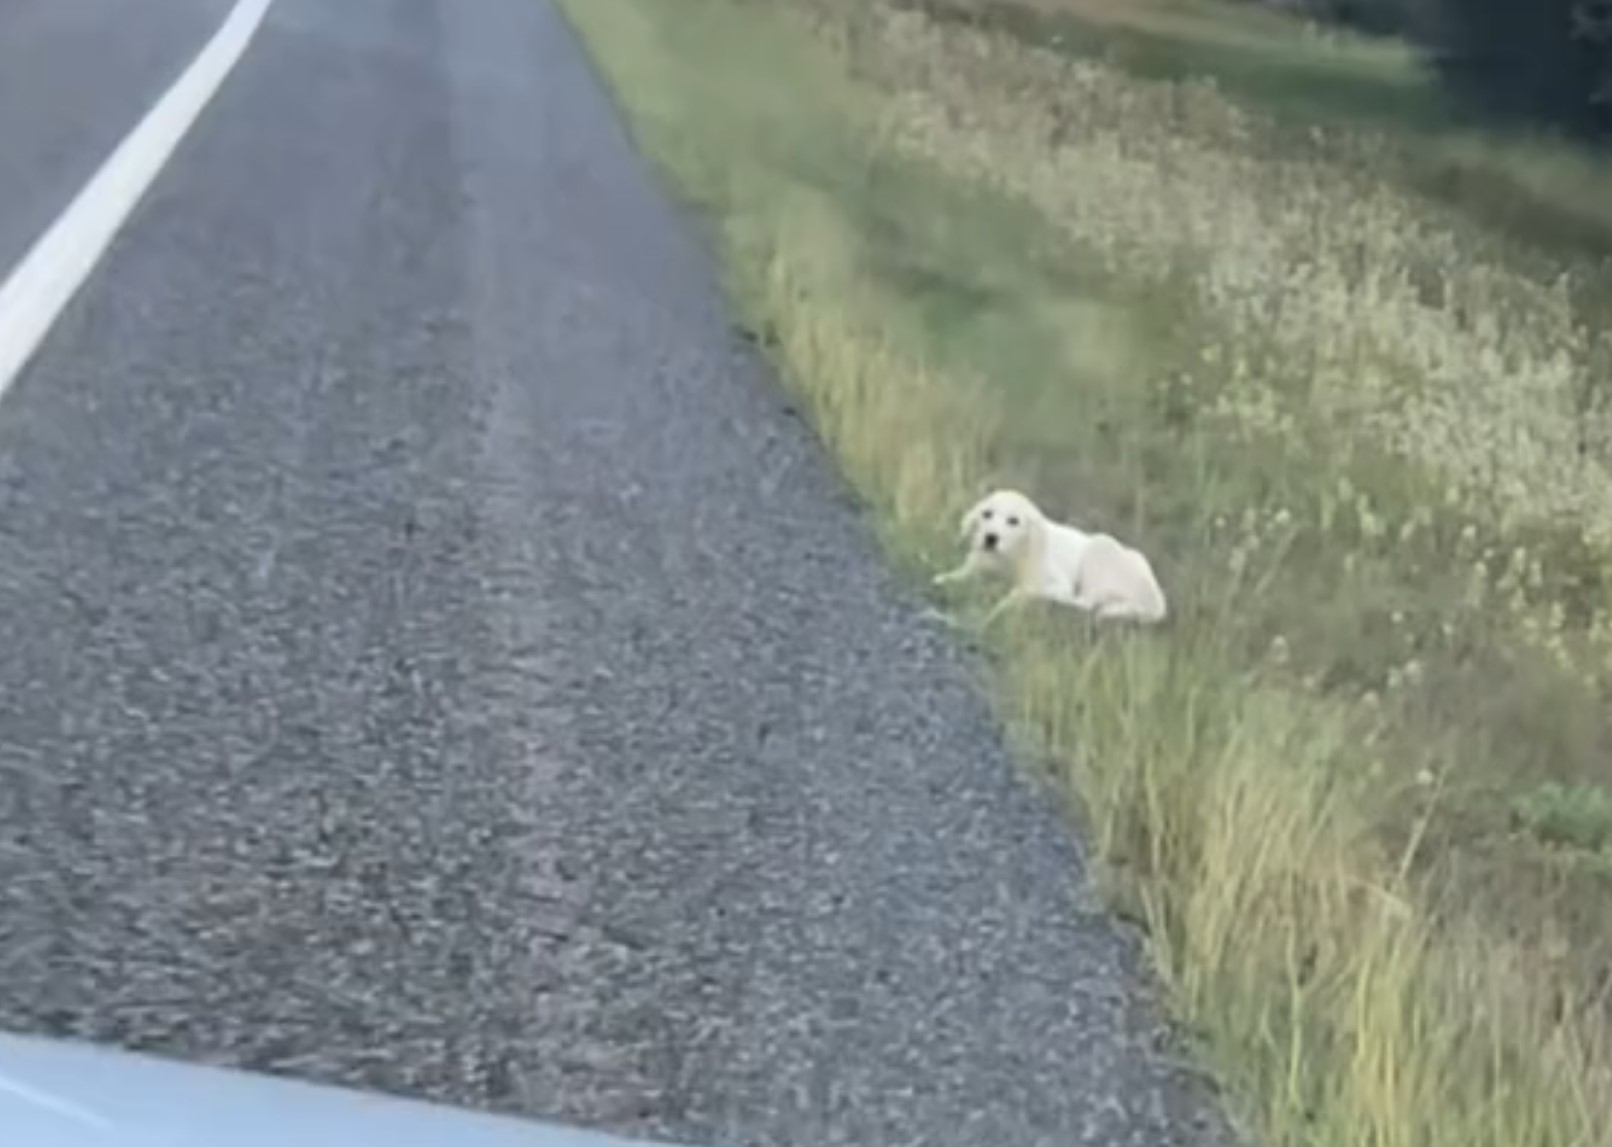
[981,510,993,521]
[1006,515,1019,527]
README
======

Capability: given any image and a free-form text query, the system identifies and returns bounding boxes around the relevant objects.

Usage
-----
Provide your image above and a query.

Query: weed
[1514,782,1612,854]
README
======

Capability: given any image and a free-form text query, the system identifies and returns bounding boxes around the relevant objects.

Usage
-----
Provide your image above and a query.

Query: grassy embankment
[556,0,1612,1142]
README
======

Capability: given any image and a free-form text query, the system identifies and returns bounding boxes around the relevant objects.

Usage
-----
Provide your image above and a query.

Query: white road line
[0,0,276,397]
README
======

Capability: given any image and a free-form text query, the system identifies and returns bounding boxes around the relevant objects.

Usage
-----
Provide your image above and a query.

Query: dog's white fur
[933,489,1167,628]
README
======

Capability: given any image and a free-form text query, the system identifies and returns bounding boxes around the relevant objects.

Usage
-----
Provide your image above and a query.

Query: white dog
[932,488,1167,629]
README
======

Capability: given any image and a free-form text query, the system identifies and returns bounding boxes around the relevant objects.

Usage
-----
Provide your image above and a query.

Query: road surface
[0,0,234,279]
[0,2,1234,1145]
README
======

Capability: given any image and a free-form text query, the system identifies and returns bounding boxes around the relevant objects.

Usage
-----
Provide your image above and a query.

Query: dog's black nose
[983,532,998,551]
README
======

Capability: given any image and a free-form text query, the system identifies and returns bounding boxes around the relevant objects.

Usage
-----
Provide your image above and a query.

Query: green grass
[942,0,1443,130]
[556,0,1612,1143]
[926,0,1612,259]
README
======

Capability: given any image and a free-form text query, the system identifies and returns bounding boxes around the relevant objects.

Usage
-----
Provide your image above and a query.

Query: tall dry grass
[560,0,1612,1142]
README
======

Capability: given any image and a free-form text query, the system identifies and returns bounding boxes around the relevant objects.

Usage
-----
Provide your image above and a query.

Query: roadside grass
[958,0,1442,133]
[930,0,1612,259]
[557,0,1612,1143]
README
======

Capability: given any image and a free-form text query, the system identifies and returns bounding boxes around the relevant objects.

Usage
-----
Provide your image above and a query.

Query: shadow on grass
[899,0,1612,263]
[1408,156,1612,263]
[905,0,1452,134]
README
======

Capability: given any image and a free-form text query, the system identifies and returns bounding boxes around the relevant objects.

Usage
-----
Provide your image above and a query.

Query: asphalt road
[0,0,234,279]
[0,2,1235,1146]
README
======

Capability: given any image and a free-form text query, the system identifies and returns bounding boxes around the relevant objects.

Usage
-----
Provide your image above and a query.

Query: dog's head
[959,488,1044,562]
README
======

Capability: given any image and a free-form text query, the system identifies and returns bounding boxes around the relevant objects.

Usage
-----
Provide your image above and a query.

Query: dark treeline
[1260,0,1612,139]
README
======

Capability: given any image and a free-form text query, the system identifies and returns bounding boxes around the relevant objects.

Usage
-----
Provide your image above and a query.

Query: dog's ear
[958,499,984,542]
